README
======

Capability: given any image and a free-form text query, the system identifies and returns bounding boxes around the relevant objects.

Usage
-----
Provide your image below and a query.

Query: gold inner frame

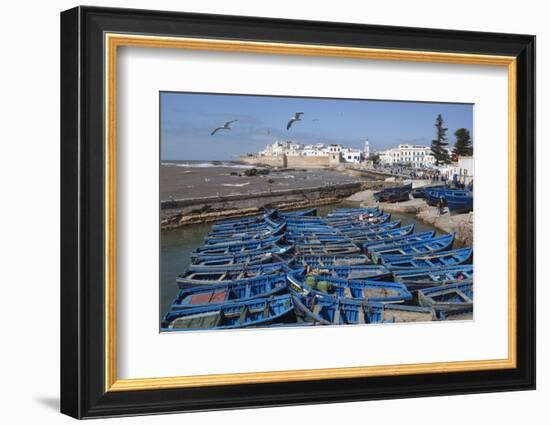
[104,33,517,392]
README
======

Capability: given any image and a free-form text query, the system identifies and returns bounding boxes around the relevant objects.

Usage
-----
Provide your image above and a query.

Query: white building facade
[257,140,364,164]
[341,148,363,163]
[378,144,435,168]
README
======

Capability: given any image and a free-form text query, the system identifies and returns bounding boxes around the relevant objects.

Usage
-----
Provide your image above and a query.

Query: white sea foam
[161,161,260,169]
[221,182,251,187]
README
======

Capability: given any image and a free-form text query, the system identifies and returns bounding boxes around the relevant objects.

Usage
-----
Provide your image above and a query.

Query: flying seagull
[286,112,304,130]
[210,120,237,136]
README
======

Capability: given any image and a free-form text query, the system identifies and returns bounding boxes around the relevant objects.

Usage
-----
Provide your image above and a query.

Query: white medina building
[260,141,303,156]
[379,144,435,167]
[341,147,363,163]
[302,143,327,156]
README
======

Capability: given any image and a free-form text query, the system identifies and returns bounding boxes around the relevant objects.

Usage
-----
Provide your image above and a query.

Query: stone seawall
[239,154,332,169]
[161,182,362,229]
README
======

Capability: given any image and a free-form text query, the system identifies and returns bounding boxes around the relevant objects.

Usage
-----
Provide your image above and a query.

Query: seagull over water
[286,112,304,130]
[210,120,237,136]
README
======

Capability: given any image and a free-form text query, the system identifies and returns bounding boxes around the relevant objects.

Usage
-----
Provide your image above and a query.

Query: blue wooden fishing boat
[392,265,473,291]
[386,190,411,203]
[294,242,361,256]
[191,251,281,267]
[176,261,297,288]
[325,207,379,218]
[206,221,273,237]
[418,282,473,315]
[306,264,392,280]
[287,227,340,237]
[187,256,292,272]
[296,255,371,267]
[204,222,286,244]
[288,273,412,303]
[170,273,289,310]
[374,183,412,202]
[193,235,284,255]
[191,243,293,261]
[279,208,317,217]
[411,187,426,199]
[291,295,369,325]
[364,230,436,253]
[326,212,391,227]
[366,302,436,323]
[286,233,347,244]
[382,247,473,269]
[337,220,401,234]
[349,224,414,245]
[161,294,295,330]
[210,220,274,233]
[325,209,384,223]
[371,233,455,263]
[212,213,270,229]
[445,190,473,214]
[425,187,450,206]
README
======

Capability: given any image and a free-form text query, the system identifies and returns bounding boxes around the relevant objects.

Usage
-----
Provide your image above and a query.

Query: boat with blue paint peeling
[366,302,436,323]
[206,221,274,237]
[287,227,340,237]
[190,243,293,261]
[212,211,273,229]
[288,273,412,303]
[191,251,282,267]
[371,233,455,263]
[306,264,392,280]
[327,212,392,226]
[170,273,289,310]
[325,207,380,218]
[337,220,402,234]
[291,295,369,325]
[348,224,414,245]
[325,209,383,223]
[295,255,371,267]
[294,242,361,256]
[176,261,299,288]
[193,235,284,254]
[364,230,436,253]
[418,282,473,315]
[382,247,473,269]
[161,294,295,330]
[210,220,275,234]
[392,265,473,291]
[286,233,348,244]
[204,222,286,244]
[278,208,317,217]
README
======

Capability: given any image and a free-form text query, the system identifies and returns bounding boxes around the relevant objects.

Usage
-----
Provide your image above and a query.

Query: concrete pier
[162,182,362,229]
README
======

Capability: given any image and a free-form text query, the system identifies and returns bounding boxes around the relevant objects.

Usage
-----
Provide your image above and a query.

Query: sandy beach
[160,162,364,201]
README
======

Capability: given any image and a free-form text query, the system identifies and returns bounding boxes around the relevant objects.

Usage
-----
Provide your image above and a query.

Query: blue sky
[160,92,473,161]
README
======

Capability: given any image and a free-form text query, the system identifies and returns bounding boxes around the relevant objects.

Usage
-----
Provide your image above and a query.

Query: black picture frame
[61,5,535,419]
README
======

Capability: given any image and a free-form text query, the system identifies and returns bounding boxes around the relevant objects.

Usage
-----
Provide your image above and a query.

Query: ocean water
[158,204,441,323]
[161,160,261,169]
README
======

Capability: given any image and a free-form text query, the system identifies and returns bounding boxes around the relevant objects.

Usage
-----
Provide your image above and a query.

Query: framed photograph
[60,6,535,419]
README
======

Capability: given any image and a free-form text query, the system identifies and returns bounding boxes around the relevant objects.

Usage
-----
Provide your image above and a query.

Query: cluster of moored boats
[162,207,474,331]
[374,182,473,215]
[414,185,473,214]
